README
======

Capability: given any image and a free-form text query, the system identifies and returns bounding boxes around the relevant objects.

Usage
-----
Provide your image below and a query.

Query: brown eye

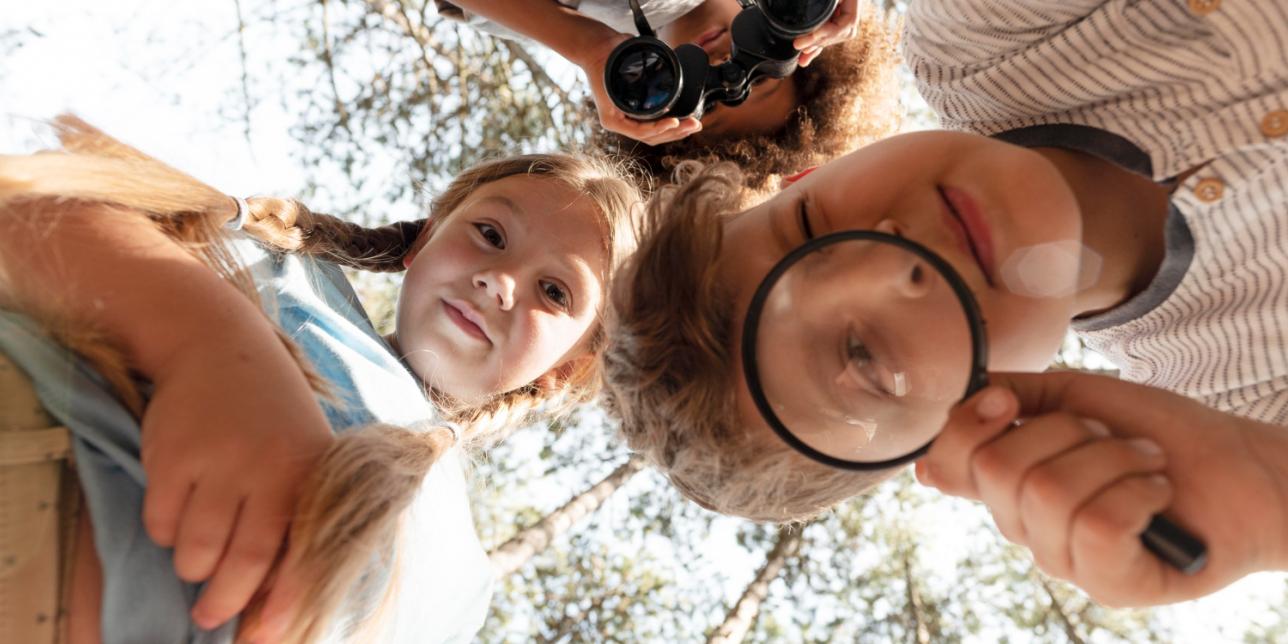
[475,223,505,249]
[542,280,570,310]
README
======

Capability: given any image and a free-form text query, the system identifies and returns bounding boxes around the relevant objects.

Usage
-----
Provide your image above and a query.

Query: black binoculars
[604,0,840,121]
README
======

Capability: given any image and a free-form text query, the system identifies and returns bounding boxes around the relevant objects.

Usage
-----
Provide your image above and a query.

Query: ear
[534,355,594,392]
[402,220,435,269]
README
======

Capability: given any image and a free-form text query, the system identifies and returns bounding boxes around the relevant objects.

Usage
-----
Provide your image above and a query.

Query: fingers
[172,485,243,583]
[244,551,306,643]
[1069,474,1175,606]
[143,474,193,547]
[191,493,292,629]
[972,414,1113,546]
[1018,437,1168,578]
[603,111,702,145]
[920,386,1017,499]
[793,0,859,64]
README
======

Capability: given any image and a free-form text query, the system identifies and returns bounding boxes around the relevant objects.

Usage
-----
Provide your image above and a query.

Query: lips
[937,186,996,286]
[442,299,491,344]
[695,26,726,52]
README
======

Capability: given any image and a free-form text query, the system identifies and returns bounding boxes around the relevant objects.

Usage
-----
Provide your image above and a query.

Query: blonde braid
[241,424,457,643]
[243,197,424,273]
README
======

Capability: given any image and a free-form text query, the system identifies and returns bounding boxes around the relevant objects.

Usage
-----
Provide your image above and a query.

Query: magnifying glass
[741,230,1207,574]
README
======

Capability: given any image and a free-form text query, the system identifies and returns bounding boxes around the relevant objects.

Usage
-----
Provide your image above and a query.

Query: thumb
[987,370,1181,435]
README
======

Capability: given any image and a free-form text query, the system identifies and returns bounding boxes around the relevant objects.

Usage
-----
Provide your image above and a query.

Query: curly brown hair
[590,4,902,192]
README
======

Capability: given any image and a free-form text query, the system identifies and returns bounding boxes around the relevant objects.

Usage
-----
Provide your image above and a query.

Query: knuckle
[1073,503,1133,546]
[1019,467,1067,508]
[970,444,1012,482]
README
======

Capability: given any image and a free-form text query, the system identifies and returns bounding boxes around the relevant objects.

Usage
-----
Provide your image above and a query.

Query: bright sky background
[4,1,1285,641]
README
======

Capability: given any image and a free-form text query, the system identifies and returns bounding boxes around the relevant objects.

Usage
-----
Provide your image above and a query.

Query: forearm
[0,201,296,384]
[444,0,621,66]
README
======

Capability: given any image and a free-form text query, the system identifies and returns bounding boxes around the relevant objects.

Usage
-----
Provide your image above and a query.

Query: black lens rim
[741,229,990,471]
[604,36,684,119]
[757,0,840,37]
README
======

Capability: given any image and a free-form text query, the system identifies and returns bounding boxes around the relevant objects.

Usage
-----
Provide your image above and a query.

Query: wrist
[564,23,628,71]
[1244,419,1288,571]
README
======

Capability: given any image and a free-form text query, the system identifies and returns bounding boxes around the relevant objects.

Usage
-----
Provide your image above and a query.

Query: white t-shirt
[445,0,705,39]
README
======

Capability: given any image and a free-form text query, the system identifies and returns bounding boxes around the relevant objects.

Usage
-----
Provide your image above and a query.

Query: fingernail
[1129,438,1163,457]
[1149,474,1170,488]
[975,388,1008,421]
[1081,418,1111,437]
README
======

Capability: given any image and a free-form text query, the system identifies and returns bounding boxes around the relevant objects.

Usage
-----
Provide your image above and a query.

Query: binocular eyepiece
[605,0,840,121]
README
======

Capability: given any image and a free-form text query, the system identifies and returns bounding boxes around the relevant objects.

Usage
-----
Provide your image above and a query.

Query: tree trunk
[1034,569,1087,644]
[901,545,931,644]
[488,457,645,576]
[706,527,804,644]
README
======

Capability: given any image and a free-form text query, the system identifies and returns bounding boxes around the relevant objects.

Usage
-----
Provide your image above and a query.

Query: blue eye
[475,223,505,249]
[542,280,570,310]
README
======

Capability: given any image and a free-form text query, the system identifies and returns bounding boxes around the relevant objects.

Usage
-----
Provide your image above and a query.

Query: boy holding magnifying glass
[602,0,1288,608]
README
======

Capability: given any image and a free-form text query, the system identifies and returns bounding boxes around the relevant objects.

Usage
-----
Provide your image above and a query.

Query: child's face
[717,130,1085,450]
[395,175,608,403]
[657,0,799,139]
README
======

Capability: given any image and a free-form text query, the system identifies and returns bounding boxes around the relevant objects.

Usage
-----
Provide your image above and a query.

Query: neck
[1033,147,1171,318]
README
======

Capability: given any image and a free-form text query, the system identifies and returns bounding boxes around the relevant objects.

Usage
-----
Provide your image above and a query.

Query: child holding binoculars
[435,0,901,191]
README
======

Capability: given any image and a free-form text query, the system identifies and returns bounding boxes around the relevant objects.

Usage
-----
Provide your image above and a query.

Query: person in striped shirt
[600,0,1288,607]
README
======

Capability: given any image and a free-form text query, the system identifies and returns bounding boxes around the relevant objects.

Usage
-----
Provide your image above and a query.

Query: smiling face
[657,0,801,138]
[394,175,608,403]
[719,130,1085,456]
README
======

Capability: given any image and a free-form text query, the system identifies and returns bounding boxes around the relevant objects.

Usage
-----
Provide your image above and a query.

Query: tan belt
[0,351,79,644]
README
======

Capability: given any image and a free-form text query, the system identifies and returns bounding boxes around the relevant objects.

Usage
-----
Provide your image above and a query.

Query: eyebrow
[475,195,525,225]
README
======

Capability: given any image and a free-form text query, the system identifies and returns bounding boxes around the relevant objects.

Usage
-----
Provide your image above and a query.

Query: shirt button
[1188,0,1220,15]
[1194,178,1225,203]
[1261,110,1288,138]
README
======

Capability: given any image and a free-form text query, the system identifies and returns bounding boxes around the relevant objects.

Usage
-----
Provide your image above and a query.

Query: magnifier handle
[1140,514,1207,575]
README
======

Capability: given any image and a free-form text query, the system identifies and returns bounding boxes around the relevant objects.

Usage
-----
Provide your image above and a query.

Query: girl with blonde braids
[0,116,640,643]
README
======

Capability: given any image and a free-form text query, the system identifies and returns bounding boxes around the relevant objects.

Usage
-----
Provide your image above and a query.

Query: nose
[872,219,933,300]
[474,268,516,311]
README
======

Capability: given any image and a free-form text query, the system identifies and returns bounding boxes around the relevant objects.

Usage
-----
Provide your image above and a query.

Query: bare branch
[232,0,254,145]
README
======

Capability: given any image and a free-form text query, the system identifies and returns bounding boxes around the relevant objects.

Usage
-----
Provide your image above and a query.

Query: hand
[576,30,703,146]
[916,371,1288,607]
[139,333,333,630]
[793,0,859,67]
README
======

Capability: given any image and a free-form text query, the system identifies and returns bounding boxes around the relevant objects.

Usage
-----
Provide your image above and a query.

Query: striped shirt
[904,0,1288,423]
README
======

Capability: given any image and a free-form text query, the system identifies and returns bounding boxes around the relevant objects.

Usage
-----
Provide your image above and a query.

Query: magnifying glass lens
[608,42,679,115]
[749,236,978,465]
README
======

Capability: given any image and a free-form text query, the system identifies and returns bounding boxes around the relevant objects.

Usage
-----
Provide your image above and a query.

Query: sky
[3,1,1285,641]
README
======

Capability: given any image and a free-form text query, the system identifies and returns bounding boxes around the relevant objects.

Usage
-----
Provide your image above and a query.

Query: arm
[917,371,1288,606]
[0,201,333,628]
[444,0,703,145]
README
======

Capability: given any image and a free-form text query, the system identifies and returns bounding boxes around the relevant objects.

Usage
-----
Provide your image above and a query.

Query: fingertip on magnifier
[970,386,1013,422]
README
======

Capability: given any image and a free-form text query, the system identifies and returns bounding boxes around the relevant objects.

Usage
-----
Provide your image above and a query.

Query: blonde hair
[601,162,896,524]
[0,117,642,641]
[243,152,643,448]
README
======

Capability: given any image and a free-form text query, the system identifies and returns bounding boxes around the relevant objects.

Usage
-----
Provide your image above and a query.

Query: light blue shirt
[0,234,493,643]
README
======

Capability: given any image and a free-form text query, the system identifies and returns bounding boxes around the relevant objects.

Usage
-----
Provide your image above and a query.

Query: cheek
[985,293,1076,372]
